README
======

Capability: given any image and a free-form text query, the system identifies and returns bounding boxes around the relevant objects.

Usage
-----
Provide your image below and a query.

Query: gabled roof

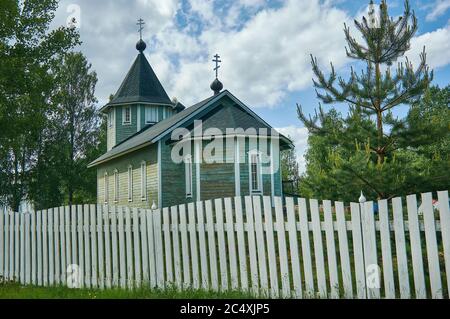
[88,90,292,168]
[100,53,172,112]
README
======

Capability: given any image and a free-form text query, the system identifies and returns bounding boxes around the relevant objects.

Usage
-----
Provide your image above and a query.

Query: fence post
[361,200,380,299]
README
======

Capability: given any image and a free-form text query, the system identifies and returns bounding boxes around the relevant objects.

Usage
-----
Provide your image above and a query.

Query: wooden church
[88,25,292,209]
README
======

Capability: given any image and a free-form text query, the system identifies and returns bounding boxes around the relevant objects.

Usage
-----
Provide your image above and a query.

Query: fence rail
[0,191,449,299]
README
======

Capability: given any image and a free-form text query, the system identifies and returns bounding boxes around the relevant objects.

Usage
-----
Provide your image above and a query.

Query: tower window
[108,110,114,127]
[123,106,131,124]
[145,106,158,123]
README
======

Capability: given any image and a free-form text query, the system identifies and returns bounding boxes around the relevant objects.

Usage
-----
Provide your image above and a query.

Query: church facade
[88,37,292,209]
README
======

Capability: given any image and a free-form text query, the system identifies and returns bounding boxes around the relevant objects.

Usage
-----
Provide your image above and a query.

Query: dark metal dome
[136,39,147,52]
[210,78,223,95]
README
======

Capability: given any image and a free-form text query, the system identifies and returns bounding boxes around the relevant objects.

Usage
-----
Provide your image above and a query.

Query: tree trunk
[375,62,385,164]
[68,112,75,206]
[376,109,385,164]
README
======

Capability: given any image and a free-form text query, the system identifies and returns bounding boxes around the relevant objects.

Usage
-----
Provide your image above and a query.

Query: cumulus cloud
[406,25,450,70]
[51,0,450,111]
[52,0,352,108]
[425,0,450,21]
[276,126,309,173]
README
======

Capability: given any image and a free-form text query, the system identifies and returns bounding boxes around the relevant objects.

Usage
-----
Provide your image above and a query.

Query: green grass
[0,281,257,299]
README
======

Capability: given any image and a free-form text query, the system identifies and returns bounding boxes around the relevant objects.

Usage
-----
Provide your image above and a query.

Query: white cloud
[163,0,352,107]
[276,126,309,173]
[52,0,352,108]
[51,0,449,111]
[406,25,450,70]
[426,0,450,21]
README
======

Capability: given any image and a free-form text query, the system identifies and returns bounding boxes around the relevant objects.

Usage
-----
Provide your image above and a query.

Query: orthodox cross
[212,54,221,79]
[137,18,145,40]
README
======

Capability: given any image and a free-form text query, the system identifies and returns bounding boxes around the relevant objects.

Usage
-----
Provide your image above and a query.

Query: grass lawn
[0,281,256,299]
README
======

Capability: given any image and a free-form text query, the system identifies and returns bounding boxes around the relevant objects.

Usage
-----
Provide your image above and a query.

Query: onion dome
[210,78,223,95]
[136,39,146,52]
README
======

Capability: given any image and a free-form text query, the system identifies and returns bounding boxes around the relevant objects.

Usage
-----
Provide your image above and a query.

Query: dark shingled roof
[88,90,293,168]
[101,53,172,112]
[88,94,218,167]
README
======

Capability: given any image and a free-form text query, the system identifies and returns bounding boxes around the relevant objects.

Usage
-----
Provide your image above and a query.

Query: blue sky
[52,0,450,170]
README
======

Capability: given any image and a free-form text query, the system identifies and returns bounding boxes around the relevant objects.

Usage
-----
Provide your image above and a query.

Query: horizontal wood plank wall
[0,191,448,299]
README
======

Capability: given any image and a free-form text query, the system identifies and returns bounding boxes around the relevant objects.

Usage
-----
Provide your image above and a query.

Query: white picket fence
[0,191,449,299]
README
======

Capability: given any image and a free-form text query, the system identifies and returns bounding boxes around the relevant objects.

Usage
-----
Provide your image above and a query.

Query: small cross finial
[212,54,221,79]
[137,18,145,40]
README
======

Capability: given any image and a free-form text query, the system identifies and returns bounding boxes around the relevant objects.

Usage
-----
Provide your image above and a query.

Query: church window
[104,172,109,204]
[145,106,158,123]
[185,155,193,198]
[128,165,133,202]
[123,106,131,124]
[141,162,147,200]
[108,110,114,127]
[114,170,119,203]
[249,152,262,194]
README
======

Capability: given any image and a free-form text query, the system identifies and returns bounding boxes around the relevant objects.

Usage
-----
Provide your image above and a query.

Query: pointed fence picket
[0,191,449,299]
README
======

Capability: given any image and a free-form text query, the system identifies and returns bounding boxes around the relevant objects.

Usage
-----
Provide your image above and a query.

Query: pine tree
[299,0,432,164]
[297,0,439,200]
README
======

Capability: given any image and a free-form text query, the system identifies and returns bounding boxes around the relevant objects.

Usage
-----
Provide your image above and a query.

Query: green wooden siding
[160,137,197,208]
[158,135,280,207]
[97,95,285,208]
[115,105,138,145]
[96,144,158,208]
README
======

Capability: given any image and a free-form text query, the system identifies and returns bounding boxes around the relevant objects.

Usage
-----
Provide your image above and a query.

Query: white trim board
[157,140,162,209]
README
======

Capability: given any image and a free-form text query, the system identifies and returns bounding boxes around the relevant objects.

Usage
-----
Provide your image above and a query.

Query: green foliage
[299,86,449,201]
[0,0,80,210]
[281,140,300,195]
[299,0,432,165]
[0,1,105,210]
[297,0,445,201]
[28,52,104,209]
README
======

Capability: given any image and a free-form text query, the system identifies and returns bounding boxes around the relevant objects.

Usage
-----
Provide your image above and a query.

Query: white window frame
[185,155,193,198]
[128,165,133,202]
[122,106,131,125]
[108,110,114,128]
[141,161,147,201]
[104,172,109,204]
[249,151,262,194]
[145,106,158,124]
[113,169,119,203]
